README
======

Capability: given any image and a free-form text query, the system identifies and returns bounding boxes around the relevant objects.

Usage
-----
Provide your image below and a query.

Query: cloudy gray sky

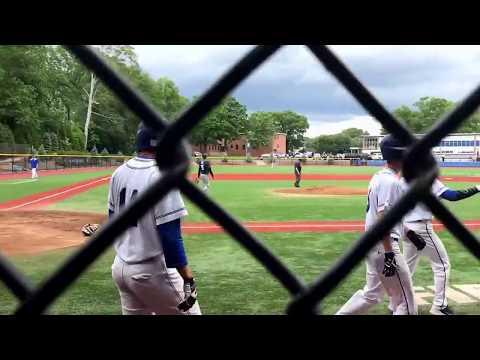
[133,45,480,137]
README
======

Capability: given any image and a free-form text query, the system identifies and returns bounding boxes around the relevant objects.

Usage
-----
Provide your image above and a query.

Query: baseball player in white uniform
[109,125,201,315]
[336,135,417,315]
[400,178,480,315]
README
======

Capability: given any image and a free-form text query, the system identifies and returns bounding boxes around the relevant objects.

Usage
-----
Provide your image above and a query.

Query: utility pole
[84,72,99,150]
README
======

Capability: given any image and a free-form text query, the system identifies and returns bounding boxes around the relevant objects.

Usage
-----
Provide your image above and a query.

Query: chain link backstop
[1,45,480,315]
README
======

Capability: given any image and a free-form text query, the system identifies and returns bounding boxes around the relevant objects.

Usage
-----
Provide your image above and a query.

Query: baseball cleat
[429,306,454,315]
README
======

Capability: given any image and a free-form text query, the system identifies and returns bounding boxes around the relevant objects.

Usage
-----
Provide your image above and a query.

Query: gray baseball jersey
[337,167,417,315]
[400,178,447,222]
[365,167,403,239]
[108,157,188,264]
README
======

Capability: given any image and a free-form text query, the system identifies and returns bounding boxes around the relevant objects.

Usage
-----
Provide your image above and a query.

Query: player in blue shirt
[30,156,39,179]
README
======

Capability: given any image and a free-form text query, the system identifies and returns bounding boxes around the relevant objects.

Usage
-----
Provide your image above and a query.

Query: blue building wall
[366,160,480,168]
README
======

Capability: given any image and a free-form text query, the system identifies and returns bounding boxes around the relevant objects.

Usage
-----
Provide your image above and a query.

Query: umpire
[294,158,302,187]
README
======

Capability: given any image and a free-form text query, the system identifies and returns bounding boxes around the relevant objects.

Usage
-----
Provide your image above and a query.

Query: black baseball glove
[81,223,99,237]
[178,278,198,312]
[406,230,426,251]
[382,252,397,277]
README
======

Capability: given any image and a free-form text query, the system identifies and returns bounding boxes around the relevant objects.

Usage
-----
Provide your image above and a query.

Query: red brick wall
[192,133,287,157]
[226,137,248,156]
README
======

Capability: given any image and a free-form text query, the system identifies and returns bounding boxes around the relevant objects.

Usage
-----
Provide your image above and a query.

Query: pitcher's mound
[274,186,366,197]
[0,210,107,256]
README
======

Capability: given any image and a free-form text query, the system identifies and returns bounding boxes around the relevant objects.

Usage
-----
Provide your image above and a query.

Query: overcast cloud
[133,45,480,137]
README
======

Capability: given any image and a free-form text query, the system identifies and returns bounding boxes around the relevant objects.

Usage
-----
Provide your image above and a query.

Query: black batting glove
[406,230,426,251]
[382,252,397,277]
[178,278,198,312]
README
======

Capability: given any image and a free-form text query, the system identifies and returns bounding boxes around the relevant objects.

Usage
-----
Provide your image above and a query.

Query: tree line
[0,45,309,155]
[391,96,480,134]
[305,96,480,155]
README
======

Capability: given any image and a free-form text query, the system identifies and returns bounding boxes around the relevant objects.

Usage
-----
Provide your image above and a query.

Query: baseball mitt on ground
[81,223,100,237]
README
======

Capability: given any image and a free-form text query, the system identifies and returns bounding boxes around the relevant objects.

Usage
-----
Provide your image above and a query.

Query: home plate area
[414,284,480,306]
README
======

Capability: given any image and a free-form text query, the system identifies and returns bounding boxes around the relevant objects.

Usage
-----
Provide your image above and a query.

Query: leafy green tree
[37,144,46,155]
[190,96,248,153]
[0,122,15,145]
[153,77,190,120]
[340,128,369,148]
[246,112,276,150]
[311,133,352,154]
[391,97,456,133]
[271,111,309,151]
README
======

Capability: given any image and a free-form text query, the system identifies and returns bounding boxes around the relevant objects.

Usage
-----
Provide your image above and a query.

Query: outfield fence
[0,154,130,174]
[367,159,480,168]
[2,45,480,315]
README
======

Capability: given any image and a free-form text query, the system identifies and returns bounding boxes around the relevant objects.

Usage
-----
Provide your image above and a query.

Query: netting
[1,45,479,314]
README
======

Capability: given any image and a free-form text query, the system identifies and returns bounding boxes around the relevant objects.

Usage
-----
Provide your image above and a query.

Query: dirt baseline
[275,185,366,197]
[0,210,107,256]
[3,210,480,256]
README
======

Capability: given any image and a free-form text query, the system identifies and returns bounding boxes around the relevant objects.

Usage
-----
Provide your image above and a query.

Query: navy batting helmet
[380,134,406,161]
[136,124,159,152]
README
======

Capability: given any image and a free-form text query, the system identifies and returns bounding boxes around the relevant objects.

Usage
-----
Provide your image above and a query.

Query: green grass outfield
[189,164,480,176]
[0,170,114,203]
[2,164,480,315]
[50,179,480,222]
[1,231,480,314]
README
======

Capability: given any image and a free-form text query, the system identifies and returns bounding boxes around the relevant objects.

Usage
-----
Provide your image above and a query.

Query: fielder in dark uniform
[197,154,214,192]
[294,159,302,187]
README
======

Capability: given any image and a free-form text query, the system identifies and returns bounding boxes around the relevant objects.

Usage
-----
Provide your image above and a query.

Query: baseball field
[1,164,480,315]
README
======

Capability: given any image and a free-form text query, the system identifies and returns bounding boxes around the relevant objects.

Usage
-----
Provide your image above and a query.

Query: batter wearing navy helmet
[108,124,201,315]
[336,134,417,315]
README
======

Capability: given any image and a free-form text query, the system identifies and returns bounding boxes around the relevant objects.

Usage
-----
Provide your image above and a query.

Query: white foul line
[0,179,38,185]
[1,177,110,211]
[183,223,480,231]
[183,224,365,230]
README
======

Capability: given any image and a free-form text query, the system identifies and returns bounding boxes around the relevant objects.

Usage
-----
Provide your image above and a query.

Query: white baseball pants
[112,255,201,315]
[336,240,417,315]
[199,174,210,192]
[403,220,450,311]
[31,168,38,178]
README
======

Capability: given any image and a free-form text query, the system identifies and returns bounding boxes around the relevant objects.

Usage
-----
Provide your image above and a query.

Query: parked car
[260,153,276,160]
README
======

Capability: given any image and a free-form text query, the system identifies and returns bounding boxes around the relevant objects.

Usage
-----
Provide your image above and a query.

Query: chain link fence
[0,154,129,174]
[1,45,480,314]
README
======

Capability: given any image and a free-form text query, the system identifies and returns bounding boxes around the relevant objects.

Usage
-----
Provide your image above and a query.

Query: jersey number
[119,187,139,227]
[200,162,205,172]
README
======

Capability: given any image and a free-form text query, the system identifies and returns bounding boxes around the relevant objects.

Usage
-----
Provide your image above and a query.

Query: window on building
[230,144,233,149]
[236,144,239,150]
[242,145,245,150]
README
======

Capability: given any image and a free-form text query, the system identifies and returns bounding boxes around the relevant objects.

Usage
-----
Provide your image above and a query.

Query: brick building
[192,133,287,157]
